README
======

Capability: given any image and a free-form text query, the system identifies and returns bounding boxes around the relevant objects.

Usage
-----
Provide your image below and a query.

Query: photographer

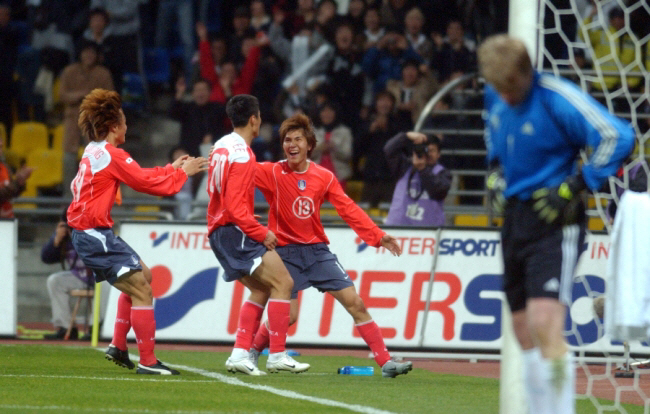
[42,207,102,340]
[383,131,451,227]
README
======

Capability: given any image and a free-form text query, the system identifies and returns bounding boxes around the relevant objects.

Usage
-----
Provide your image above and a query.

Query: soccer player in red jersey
[67,89,208,375]
[249,113,413,378]
[206,94,310,375]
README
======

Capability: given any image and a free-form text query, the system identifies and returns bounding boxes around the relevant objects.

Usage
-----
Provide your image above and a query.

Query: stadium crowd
[0,0,511,225]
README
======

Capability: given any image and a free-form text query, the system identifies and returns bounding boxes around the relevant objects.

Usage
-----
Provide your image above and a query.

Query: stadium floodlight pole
[498,1,540,414]
[418,227,443,347]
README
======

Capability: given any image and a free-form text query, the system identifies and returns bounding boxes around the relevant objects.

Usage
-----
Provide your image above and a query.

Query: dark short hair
[609,7,624,19]
[226,94,260,128]
[234,5,250,18]
[402,58,420,71]
[426,134,441,150]
[89,7,109,24]
[193,77,211,89]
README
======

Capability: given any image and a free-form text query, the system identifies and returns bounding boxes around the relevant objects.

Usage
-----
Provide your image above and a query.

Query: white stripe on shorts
[84,228,108,252]
[559,224,580,305]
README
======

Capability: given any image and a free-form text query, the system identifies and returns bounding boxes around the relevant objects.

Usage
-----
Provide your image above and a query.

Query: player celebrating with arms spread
[249,113,413,378]
[206,94,310,375]
[67,89,208,375]
[479,35,635,413]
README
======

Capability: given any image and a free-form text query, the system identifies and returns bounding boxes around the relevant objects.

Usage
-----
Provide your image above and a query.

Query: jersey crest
[298,179,307,191]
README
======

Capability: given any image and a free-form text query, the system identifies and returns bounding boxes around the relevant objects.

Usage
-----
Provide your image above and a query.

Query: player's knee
[346,295,368,317]
[131,273,153,304]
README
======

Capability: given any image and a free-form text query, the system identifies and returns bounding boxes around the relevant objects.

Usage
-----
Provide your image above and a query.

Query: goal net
[501,0,650,413]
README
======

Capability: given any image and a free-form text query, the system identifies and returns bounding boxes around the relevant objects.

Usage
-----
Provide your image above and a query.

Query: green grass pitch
[0,344,643,413]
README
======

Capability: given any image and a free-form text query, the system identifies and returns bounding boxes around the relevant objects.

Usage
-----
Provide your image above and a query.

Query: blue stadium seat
[143,47,171,85]
[121,73,146,111]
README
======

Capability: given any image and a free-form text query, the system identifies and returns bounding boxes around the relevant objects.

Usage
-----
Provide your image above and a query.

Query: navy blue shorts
[276,243,354,299]
[70,228,142,285]
[208,225,268,282]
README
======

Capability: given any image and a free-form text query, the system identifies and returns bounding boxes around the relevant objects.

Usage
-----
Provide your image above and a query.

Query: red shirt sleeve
[225,159,268,242]
[199,39,227,104]
[107,148,188,196]
[233,46,261,96]
[326,179,385,247]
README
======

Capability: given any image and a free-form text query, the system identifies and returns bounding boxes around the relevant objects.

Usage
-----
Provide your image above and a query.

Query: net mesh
[539,1,650,412]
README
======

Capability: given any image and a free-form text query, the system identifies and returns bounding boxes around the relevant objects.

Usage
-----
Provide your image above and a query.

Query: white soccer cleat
[225,355,267,376]
[266,351,310,373]
[249,349,261,369]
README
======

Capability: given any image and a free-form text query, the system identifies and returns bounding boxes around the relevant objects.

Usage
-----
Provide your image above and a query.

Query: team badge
[298,180,307,190]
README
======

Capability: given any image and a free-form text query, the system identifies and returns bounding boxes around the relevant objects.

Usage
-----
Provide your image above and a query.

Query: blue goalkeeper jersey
[484,72,635,200]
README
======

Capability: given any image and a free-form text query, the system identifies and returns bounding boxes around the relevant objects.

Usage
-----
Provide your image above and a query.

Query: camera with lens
[413,143,429,158]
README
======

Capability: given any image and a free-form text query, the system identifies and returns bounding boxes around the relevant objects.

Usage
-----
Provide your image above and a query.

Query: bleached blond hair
[477,34,533,91]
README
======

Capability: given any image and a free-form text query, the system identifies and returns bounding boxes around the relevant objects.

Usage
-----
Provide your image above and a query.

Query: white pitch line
[0,404,219,414]
[98,349,394,414]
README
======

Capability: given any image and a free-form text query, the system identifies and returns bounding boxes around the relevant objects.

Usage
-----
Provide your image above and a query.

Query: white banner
[100,222,649,353]
[0,219,17,336]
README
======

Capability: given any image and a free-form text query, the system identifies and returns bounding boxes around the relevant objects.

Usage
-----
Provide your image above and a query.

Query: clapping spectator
[313,101,353,186]
[384,131,451,227]
[430,19,476,84]
[59,41,113,197]
[197,21,262,105]
[386,59,437,125]
[0,138,32,218]
[356,91,409,207]
[169,77,226,157]
[362,29,422,94]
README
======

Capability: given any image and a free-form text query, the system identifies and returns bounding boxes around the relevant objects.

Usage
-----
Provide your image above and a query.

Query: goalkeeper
[478,34,634,414]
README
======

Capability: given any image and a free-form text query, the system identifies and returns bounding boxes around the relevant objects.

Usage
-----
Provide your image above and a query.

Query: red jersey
[67,141,188,230]
[206,132,268,242]
[255,160,384,247]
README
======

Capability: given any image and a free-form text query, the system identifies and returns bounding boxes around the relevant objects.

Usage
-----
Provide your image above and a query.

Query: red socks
[131,306,157,366]
[267,299,290,354]
[252,321,270,352]
[234,300,265,351]
[112,293,132,350]
[356,320,390,367]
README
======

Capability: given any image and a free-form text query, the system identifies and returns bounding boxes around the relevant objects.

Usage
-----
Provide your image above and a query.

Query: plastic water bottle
[337,366,374,376]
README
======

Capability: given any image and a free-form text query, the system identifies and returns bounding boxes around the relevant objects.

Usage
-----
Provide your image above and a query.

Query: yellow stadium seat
[9,122,49,160]
[24,149,63,194]
[453,214,503,227]
[50,124,64,151]
[133,205,161,221]
[588,216,605,232]
[345,180,364,202]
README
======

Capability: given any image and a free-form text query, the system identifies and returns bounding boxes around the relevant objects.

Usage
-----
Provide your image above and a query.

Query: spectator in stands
[90,0,144,93]
[386,58,437,126]
[228,6,257,65]
[0,3,18,131]
[379,0,409,32]
[324,22,365,129]
[347,0,367,35]
[315,0,339,42]
[169,77,226,157]
[42,207,103,340]
[404,7,433,64]
[155,0,194,83]
[59,41,114,197]
[250,0,271,33]
[361,6,384,51]
[0,137,31,218]
[313,101,353,187]
[579,6,642,99]
[430,19,477,85]
[80,8,111,51]
[286,0,316,36]
[362,28,422,94]
[384,131,451,227]
[357,91,409,206]
[197,21,262,105]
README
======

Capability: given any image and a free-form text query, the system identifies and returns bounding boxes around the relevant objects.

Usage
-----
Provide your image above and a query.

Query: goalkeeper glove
[486,168,507,215]
[532,174,586,225]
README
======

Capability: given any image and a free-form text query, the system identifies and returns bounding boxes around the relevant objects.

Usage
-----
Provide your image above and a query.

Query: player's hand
[406,131,427,144]
[532,174,586,224]
[172,154,189,168]
[15,166,33,186]
[263,230,277,250]
[53,221,70,247]
[486,168,506,215]
[181,157,209,176]
[380,234,402,256]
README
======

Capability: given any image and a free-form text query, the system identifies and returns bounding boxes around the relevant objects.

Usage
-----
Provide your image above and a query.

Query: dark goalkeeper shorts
[276,243,354,299]
[501,199,586,312]
[71,228,142,285]
[208,225,268,282]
